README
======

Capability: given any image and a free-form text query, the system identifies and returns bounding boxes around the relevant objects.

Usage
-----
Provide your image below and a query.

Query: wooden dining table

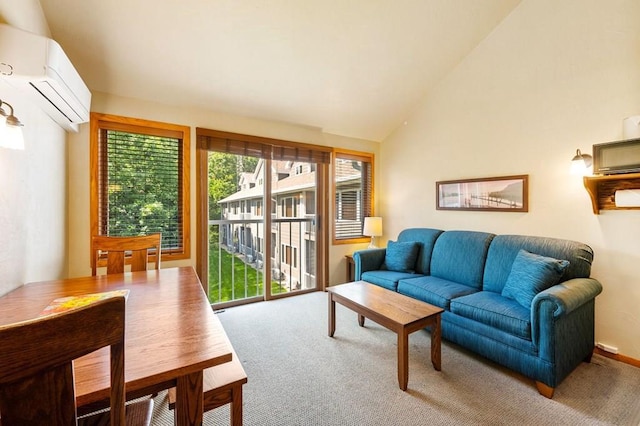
[0,266,233,426]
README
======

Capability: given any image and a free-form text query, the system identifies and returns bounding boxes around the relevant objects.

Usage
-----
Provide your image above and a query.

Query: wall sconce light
[363,216,383,249]
[571,149,592,176]
[0,99,25,150]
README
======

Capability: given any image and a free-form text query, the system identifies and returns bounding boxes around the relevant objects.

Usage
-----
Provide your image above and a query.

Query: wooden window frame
[332,149,375,245]
[90,113,191,264]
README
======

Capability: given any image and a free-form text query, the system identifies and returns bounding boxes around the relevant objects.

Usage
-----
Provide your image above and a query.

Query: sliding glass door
[197,129,329,308]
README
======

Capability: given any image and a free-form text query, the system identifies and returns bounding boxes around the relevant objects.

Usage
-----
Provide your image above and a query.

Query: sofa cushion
[450,291,532,340]
[361,270,422,292]
[397,276,478,310]
[483,234,593,294]
[383,240,420,273]
[397,228,444,275]
[430,230,495,289]
[501,250,569,308]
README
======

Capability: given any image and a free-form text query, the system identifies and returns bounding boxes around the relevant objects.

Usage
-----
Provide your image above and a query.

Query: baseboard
[594,347,640,368]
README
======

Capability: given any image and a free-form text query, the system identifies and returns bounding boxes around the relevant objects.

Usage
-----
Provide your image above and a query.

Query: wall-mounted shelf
[583,173,640,214]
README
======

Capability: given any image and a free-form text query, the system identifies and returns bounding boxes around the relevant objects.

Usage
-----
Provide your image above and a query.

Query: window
[293,246,298,268]
[333,150,374,244]
[281,244,291,265]
[305,240,316,272]
[281,196,298,218]
[90,113,190,261]
[304,191,315,215]
[280,244,298,267]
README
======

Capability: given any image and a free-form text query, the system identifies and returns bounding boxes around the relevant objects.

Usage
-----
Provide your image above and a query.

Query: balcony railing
[208,217,316,305]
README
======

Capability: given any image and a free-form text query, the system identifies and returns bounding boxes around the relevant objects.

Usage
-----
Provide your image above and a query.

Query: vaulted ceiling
[39,0,521,141]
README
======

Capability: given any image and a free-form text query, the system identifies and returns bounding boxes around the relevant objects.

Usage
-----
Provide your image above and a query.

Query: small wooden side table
[345,254,355,282]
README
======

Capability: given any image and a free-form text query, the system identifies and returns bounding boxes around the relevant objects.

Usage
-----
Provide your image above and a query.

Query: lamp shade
[363,217,383,237]
[0,100,25,150]
[571,149,592,175]
[2,122,24,150]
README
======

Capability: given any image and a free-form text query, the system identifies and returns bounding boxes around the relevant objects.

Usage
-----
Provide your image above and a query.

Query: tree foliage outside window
[105,131,180,245]
[91,113,190,260]
[208,152,258,220]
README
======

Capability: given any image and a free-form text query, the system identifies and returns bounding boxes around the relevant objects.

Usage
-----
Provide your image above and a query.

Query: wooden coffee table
[327,281,444,391]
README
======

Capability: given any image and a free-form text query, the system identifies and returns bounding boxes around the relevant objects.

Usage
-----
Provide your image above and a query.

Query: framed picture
[436,175,529,212]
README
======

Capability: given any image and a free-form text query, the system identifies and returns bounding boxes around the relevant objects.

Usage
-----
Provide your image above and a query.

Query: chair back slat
[107,251,127,274]
[0,297,126,426]
[91,234,161,275]
[130,249,150,272]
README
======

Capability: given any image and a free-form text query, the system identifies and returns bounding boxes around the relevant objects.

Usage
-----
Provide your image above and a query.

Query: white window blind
[334,153,373,241]
[91,113,190,260]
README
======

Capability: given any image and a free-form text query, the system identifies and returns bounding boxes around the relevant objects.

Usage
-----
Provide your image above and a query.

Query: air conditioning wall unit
[0,24,91,132]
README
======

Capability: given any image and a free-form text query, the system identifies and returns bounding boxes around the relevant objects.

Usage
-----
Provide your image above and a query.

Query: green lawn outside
[208,243,285,304]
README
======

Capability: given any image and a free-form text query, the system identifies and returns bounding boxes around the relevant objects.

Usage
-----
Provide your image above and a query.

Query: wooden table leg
[431,314,441,371]
[358,313,365,327]
[328,293,336,337]
[174,370,204,426]
[230,384,243,426]
[398,330,409,391]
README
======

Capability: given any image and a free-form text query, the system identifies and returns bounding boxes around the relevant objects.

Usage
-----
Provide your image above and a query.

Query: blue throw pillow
[501,249,570,308]
[383,241,420,273]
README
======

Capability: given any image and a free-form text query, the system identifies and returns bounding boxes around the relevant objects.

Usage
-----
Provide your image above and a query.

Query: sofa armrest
[353,249,387,280]
[531,277,603,365]
[532,278,603,318]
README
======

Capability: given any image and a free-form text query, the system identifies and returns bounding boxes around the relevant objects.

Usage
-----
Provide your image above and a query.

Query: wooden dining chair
[91,233,161,275]
[0,296,153,426]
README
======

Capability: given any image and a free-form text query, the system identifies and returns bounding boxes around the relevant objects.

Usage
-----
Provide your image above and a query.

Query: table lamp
[363,217,383,249]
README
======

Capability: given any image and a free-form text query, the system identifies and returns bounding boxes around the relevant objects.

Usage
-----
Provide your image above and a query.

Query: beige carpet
[150,291,640,425]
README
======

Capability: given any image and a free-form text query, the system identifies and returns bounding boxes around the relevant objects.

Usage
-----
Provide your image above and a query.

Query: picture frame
[436,175,529,212]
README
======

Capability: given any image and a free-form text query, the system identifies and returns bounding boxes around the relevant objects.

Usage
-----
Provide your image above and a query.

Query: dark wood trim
[195,145,209,289]
[195,127,333,154]
[318,162,330,291]
[594,347,640,368]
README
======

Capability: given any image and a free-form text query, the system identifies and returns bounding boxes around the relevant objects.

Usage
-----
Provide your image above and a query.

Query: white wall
[67,92,379,283]
[0,2,67,297]
[0,86,67,296]
[381,0,640,359]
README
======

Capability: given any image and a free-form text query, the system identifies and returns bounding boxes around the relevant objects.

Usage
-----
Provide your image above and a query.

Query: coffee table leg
[328,293,336,337]
[431,314,441,371]
[358,313,365,327]
[398,330,409,391]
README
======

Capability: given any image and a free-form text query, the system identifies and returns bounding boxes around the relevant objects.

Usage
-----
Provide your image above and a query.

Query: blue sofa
[353,228,603,398]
